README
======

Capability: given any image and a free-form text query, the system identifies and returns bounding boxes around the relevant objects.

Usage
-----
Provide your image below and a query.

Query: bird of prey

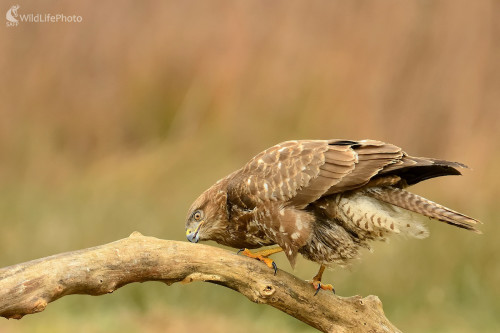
[185,139,480,293]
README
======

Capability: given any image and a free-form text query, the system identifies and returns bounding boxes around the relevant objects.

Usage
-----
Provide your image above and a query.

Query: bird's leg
[309,264,335,295]
[237,247,283,275]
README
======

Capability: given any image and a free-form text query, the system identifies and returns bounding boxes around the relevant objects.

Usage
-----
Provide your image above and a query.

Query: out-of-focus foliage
[1,1,499,332]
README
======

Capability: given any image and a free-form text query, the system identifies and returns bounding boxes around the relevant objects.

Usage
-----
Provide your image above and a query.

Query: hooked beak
[186,221,204,243]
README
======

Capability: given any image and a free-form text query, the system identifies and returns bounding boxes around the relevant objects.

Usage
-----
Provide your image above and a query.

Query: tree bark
[0,232,400,333]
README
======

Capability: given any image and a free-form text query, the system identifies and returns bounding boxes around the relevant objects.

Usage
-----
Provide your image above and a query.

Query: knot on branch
[259,283,276,298]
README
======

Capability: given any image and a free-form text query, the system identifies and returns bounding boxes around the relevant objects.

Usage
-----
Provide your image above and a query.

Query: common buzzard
[185,139,480,293]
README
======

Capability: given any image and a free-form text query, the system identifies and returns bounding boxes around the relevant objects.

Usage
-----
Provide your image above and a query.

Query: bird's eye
[193,210,203,221]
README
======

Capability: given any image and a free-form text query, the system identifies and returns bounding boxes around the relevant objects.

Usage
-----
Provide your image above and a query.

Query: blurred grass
[1,0,499,332]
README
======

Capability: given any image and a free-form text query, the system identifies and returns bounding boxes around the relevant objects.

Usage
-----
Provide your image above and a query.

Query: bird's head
[185,182,228,243]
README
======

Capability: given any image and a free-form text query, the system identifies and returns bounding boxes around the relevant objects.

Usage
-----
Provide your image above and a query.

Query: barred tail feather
[366,187,481,233]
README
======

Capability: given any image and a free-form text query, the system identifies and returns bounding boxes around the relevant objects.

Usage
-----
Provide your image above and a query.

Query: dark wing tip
[382,158,470,186]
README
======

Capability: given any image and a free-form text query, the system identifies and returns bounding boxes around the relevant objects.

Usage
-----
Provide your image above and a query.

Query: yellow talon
[309,265,336,295]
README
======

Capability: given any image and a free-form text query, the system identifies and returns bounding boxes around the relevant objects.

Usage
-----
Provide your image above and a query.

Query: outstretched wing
[227,139,408,209]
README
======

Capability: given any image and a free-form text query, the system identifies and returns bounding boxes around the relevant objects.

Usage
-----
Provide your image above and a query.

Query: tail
[366,187,481,233]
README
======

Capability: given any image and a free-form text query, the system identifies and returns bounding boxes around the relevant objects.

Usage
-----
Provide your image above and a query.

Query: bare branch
[0,232,400,333]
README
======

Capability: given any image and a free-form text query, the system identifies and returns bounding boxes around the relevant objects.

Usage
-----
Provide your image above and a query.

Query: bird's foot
[308,264,335,295]
[309,280,335,295]
[237,248,280,275]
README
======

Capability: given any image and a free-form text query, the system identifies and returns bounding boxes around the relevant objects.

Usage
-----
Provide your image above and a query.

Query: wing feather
[321,140,403,195]
[227,139,466,210]
[319,163,354,174]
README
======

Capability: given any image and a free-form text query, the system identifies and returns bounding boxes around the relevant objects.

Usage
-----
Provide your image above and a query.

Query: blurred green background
[1,1,499,332]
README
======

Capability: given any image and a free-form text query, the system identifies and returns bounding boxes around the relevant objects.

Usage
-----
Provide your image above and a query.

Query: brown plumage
[185,139,480,270]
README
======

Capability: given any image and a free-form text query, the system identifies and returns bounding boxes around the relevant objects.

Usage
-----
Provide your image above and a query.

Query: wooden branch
[0,232,400,333]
